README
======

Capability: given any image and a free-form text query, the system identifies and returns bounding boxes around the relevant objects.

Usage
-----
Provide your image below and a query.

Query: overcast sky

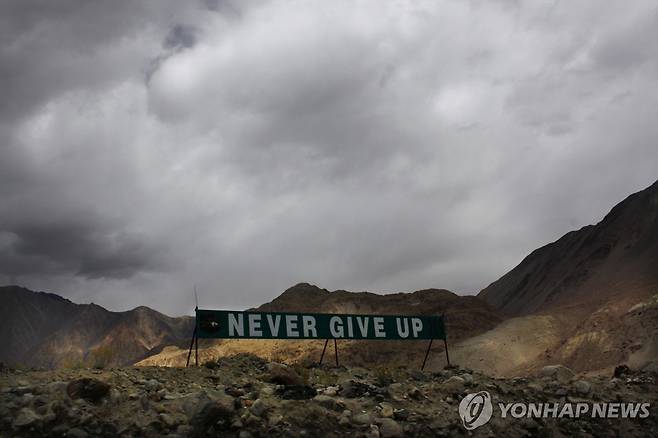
[1,0,657,316]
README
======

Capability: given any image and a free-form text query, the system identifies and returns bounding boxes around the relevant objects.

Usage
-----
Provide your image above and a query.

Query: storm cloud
[1,0,657,315]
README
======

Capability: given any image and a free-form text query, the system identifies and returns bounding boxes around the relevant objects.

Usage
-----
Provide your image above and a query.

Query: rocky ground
[1,355,657,437]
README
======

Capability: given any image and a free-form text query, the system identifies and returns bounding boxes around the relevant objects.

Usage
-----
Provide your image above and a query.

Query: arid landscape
[1,181,657,436]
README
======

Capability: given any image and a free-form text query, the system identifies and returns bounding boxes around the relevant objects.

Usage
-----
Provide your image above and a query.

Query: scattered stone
[408,387,425,400]
[378,418,403,438]
[323,385,339,396]
[614,364,630,378]
[379,402,394,418]
[573,380,591,395]
[393,409,409,421]
[314,394,340,411]
[340,380,372,398]
[353,412,373,425]
[250,398,268,417]
[263,363,304,386]
[13,408,39,428]
[66,378,110,403]
[189,399,235,436]
[461,373,474,384]
[66,427,88,438]
[275,384,316,400]
[540,365,575,383]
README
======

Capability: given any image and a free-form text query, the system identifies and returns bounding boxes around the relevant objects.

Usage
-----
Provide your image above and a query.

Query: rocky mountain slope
[138,283,502,370]
[1,354,656,437]
[0,286,193,369]
[479,180,658,317]
[477,180,658,374]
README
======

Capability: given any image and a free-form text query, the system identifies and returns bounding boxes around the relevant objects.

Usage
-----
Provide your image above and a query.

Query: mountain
[257,283,502,341]
[477,180,658,373]
[0,286,194,369]
[479,180,658,317]
[138,283,502,368]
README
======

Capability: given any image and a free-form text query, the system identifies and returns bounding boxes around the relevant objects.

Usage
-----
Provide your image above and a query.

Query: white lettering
[266,314,281,336]
[356,317,369,337]
[396,318,409,338]
[558,404,573,418]
[411,318,423,337]
[346,317,354,338]
[330,316,344,338]
[302,316,317,338]
[592,403,606,418]
[498,403,513,418]
[374,317,385,338]
[285,315,299,337]
[248,314,262,337]
[228,313,244,337]
[511,403,526,418]
[575,403,589,417]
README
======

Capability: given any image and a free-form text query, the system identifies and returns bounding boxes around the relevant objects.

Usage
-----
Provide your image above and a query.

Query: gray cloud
[1,0,657,315]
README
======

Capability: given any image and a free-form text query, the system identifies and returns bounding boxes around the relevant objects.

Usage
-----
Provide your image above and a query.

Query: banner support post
[334,339,339,367]
[421,339,433,371]
[185,326,197,368]
[443,337,450,367]
[319,339,329,365]
[186,305,199,367]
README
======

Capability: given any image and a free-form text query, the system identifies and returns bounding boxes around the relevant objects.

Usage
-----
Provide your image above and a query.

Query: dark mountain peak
[0,286,192,368]
[479,180,658,316]
[281,282,330,297]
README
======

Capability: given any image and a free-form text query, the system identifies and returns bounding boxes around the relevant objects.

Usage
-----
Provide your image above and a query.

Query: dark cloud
[0,0,657,315]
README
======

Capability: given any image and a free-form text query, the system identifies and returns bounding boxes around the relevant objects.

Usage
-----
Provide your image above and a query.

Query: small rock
[393,409,409,421]
[573,380,591,395]
[144,379,162,392]
[189,399,235,436]
[263,363,304,386]
[353,412,373,425]
[66,428,88,438]
[314,394,340,411]
[66,378,111,403]
[159,413,179,428]
[540,365,575,383]
[461,373,474,384]
[408,387,425,400]
[379,402,394,418]
[378,418,403,438]
[250,398,268,417]
[323,386,339,396]
[13,408,39,428]
[614,364,630,378]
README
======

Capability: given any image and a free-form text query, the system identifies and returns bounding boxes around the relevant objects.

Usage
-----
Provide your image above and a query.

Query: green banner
[196,309,445,340]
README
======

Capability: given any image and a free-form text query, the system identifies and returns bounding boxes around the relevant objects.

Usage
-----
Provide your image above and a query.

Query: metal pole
[334,339,339,367]
[195,331,199,366]
[443,338,451,367]
[186,326,197,368]
[421,339,433,370]
[319,339,329,365]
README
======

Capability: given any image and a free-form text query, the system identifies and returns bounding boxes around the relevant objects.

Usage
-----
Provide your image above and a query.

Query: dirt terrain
[1,355,656,437]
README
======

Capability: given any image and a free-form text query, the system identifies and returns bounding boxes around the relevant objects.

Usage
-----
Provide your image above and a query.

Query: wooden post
[421,339,433,371]
[443,337,451,366]
[319,339,329,365]
[334,339,339,367]
[186,326,197,368]
[195,331,199,366]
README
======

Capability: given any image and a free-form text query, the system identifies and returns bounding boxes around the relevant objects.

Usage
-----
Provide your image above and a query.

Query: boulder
[263,363,304,386]
[66,378,111,403]
[540,365,575,383]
